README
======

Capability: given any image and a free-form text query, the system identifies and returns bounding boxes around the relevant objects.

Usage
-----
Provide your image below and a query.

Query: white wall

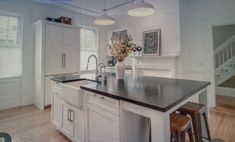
[0,0,105,110]
[104,0,181,56]
[178,0,235,107]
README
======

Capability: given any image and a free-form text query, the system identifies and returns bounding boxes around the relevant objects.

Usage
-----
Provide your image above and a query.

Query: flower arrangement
[109,35,136,62]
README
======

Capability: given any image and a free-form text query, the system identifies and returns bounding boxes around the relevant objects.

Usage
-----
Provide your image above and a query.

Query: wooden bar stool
[177,102,211,142]
[170,113,194,142]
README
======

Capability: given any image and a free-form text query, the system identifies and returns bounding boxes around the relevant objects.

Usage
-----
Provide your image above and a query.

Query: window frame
[0,11,23,79]
[79,26,98,73]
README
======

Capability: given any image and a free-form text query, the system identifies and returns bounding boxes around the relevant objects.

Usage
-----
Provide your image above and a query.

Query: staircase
[215,35,235,86]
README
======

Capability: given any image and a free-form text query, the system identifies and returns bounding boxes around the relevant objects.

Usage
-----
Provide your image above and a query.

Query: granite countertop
[80,73,210,112]
[52,73,210,112]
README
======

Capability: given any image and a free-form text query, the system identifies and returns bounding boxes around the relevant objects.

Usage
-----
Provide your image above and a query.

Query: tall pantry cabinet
[34,20,80,110]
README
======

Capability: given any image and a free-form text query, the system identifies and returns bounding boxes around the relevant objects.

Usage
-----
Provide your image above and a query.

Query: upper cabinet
[43,22,80,75]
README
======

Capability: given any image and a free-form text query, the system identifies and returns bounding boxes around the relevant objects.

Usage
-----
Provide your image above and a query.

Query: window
[80,28,98,71]
[0,14,22,78]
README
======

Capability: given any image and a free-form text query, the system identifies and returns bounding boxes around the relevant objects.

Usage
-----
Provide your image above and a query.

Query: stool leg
[188,127,194,142]
[171,132,174,142]
[180,132,186,142]
[174,132,180,142]
[202,112,211,141]
[191,114,202,142]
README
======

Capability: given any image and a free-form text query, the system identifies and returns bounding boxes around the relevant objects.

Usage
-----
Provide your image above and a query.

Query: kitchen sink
[60,80,94,108]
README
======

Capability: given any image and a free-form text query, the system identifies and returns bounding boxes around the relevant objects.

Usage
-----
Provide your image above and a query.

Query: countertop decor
[108,34,136,79]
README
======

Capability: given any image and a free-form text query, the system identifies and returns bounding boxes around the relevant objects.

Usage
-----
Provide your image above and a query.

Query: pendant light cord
[104,0,106,11]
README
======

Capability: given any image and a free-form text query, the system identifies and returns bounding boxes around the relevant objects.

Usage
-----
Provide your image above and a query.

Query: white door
[74,108,85,142]
[87,104,120,142]
[63,27,80,73]
[45,24,64,75]
[51,91,62,129]
[62,102,74,138]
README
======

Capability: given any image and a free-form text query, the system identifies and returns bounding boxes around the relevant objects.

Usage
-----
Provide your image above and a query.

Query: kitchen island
[51,73,210,142]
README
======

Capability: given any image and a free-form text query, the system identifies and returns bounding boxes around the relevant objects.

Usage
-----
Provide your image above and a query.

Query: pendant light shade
[94,10,115,25]
[128,0,155,17]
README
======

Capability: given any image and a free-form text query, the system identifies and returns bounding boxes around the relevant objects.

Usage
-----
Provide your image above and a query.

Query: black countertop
[52,73,210,112]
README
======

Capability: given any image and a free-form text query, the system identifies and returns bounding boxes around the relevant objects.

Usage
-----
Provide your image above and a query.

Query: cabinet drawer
[87,92,119,116]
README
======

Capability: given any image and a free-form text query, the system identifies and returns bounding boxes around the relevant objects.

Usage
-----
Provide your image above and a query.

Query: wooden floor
[210,95,235,142]
[0,95,235,142]
[0,106,70,142]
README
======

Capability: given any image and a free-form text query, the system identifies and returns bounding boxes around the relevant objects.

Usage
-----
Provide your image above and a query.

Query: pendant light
[128,0,155,17]
[94,0,115,25]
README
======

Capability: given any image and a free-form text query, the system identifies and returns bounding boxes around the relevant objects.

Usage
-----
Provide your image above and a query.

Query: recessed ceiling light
[128,0,155,17]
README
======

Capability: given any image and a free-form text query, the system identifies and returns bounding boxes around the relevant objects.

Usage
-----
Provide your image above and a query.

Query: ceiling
[31,0,135,19]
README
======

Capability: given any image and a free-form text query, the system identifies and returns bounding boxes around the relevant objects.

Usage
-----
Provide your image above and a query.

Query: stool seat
[170,113,194,142]
[171,113,191,132]
[178,102,205,114]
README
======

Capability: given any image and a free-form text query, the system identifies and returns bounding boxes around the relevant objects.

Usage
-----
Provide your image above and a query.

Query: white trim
[216,86,235,97]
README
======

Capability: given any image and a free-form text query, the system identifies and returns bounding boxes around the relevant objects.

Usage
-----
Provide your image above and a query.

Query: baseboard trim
[216,87,235,97]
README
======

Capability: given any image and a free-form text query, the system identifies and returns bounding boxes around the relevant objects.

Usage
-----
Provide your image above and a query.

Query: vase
[115,61,125,79]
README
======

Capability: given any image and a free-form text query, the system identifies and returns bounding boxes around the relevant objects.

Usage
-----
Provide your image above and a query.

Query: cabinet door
[45,24,64,75]
[62,103,74,138]
[44,77,52,106]
[87,104,120,142]
[74,108,85,142]
[51,91,62,129]
[63,27,80,74]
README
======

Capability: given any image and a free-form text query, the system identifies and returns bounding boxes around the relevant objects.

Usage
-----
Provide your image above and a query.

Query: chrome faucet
[86,54,99,80]
[98,63,107,81]
[98,63,106,72]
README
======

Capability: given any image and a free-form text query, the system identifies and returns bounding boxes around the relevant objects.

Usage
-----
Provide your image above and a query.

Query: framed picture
[142,29,161,55]
[111,29,127,44]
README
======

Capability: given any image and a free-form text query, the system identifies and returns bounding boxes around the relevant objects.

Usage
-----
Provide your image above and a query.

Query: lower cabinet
[87,102,120,142]
[45,76,53,106]
[61,101,85,142]
[51,91,62,129]
[52,85,120,142]
[52,91,85,142]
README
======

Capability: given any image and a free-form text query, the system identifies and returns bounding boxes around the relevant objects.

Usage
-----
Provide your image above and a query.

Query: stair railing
[214,34,235,69]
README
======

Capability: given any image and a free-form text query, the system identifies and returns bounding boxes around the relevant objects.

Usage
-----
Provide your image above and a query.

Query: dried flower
[108,34,136,62]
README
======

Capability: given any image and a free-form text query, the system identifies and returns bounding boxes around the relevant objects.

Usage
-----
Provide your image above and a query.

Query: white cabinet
[87,93,120,142]
[52,83,121,142]
[62,102,74,137]
[45,24,64,75]
[51,88,62,129]
[51,81,86,142]
[61,100,85,142]
[74,108,85,142]
[34,20,80,109]
[45,23,80,75]
[45,76,53,106]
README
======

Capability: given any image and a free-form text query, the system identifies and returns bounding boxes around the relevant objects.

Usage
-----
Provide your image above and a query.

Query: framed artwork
[111,29,127,44]
[142,29,161,55]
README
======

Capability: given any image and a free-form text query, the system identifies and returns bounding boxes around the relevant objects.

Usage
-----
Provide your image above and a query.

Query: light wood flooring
[0,106,70,142]
[0,95,235,142]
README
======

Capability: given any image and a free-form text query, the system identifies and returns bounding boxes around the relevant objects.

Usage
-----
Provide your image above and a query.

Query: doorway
[212,24,235,109]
